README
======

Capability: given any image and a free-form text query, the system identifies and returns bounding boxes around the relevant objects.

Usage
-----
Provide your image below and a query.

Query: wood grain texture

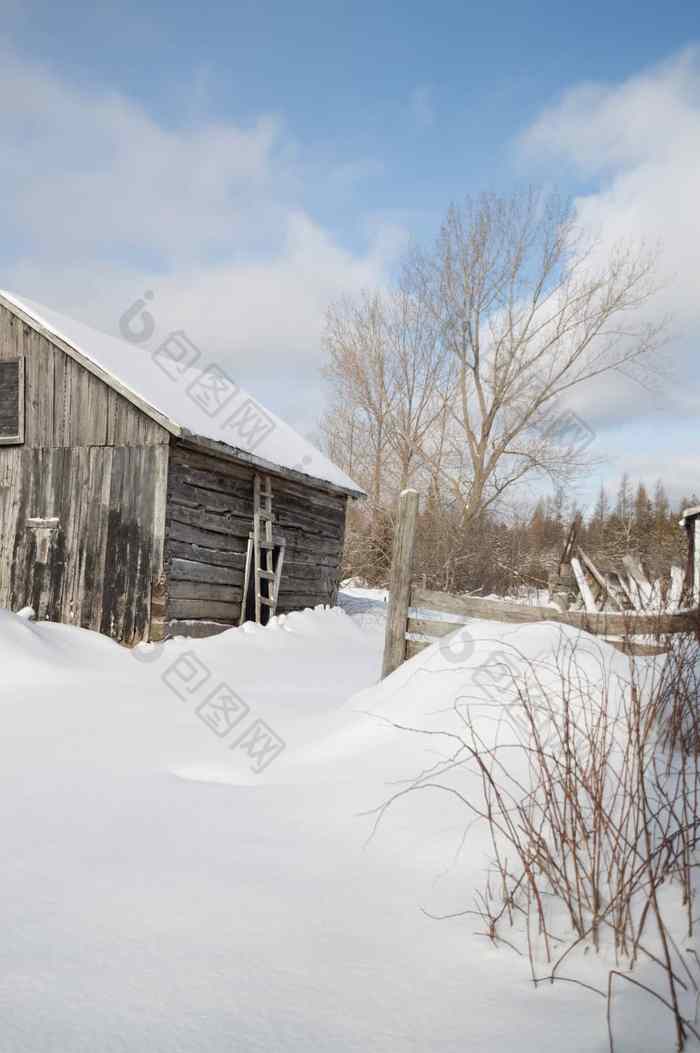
[0,294,180,439]
[0,292,171,640]
[571,557,597,613]
[175,434,363,500]
[0,304,169,448]
[0,444,169,643]
[167,619,234,639]
[164,441,348,624]
[410,588,699,637]
[0,298,353,641]
[382,489,419,678]
[407,617,468,638]
[405,639,430,659]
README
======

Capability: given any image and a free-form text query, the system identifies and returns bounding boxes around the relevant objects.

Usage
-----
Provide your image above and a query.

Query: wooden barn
[0,291,363,643]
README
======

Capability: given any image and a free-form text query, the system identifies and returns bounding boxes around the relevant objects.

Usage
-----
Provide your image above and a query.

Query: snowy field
[0,591,696,1051]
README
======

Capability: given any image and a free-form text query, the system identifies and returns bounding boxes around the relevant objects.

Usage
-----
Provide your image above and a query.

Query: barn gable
[0,293,360,644]
[0,302,170,642]
[0,291,363,497]
[0,302,170,448]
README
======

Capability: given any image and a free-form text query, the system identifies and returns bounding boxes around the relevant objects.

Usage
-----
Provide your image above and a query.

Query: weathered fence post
[681,506,700,607]
[382,488,419,679]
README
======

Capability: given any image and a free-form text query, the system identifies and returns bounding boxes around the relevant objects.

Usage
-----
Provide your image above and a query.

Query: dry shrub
[468,633,700,1049]
[379,630,700,1050]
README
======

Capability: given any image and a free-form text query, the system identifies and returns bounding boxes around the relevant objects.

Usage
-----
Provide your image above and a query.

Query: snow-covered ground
[0,592,695,1051]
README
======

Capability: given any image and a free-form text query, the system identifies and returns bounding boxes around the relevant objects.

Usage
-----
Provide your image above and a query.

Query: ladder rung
[248,478,281,623]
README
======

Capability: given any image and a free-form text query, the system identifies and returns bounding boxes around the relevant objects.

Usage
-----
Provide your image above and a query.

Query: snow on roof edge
[0,290,365,497]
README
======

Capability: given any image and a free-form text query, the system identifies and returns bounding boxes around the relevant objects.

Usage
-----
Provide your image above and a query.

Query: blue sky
[6,0,696,244]
[2,1,699,510]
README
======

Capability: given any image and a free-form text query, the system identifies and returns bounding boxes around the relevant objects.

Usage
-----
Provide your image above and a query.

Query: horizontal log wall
[165,443,348,633]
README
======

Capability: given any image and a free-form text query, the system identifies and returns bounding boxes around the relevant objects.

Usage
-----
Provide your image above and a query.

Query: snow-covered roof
[680,505,700,526]
[0,291,363,496]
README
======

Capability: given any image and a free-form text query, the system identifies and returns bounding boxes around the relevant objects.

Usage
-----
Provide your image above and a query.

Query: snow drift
[0,601,694,1051]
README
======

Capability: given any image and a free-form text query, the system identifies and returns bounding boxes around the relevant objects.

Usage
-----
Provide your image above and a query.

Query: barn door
[9,450,67,621]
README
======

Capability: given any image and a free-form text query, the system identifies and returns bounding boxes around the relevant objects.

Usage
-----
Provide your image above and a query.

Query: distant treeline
[343,475,697,597]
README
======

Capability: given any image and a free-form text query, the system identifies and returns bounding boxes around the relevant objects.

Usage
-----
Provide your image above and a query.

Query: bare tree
[322,187,666,585]
[385,281,452,489]
[323,285,450,499]
[410,188,665,524]
[323,292,396,510]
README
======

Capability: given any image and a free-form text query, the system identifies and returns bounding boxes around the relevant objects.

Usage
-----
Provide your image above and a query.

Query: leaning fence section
[381,492,700,677]
[405,590,697,663]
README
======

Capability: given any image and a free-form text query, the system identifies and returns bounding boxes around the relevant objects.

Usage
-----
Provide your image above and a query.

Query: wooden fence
[382,490,700,677]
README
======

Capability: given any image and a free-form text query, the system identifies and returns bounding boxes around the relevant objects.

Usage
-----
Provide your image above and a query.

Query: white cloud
[8,213,396,428]
[0,43,400,428]
[522,46,700,349]
[522,49,700,177]
[519,47,700,502]
[0,47,291,259]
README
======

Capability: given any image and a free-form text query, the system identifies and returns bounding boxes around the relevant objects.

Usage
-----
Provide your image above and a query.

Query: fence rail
[381,492,700,676]
[406,590,698,661]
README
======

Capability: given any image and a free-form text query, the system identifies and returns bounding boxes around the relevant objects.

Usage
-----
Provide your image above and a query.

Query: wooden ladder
[239,473,286,625]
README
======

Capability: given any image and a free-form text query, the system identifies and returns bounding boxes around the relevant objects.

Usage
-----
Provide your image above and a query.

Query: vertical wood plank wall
[0,304,170,643]
[165,443,348,635]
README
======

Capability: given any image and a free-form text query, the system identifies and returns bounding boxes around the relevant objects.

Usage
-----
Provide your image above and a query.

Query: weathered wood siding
[0,305,167,447]
[0,446,169,642]
[0,302,352,642]
[165,443,348,634]
[0,304,170,643]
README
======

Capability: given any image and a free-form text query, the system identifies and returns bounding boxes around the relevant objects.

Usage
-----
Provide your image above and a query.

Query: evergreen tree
[653,479,669,523]
[589,484,609,549]
[616,473,633,521]
[634,483,653,555]
[530,499,547,550]
[593,484,610,523]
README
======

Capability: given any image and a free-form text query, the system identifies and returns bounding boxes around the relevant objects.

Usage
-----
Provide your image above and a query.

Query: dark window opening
[0,358,24,445]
